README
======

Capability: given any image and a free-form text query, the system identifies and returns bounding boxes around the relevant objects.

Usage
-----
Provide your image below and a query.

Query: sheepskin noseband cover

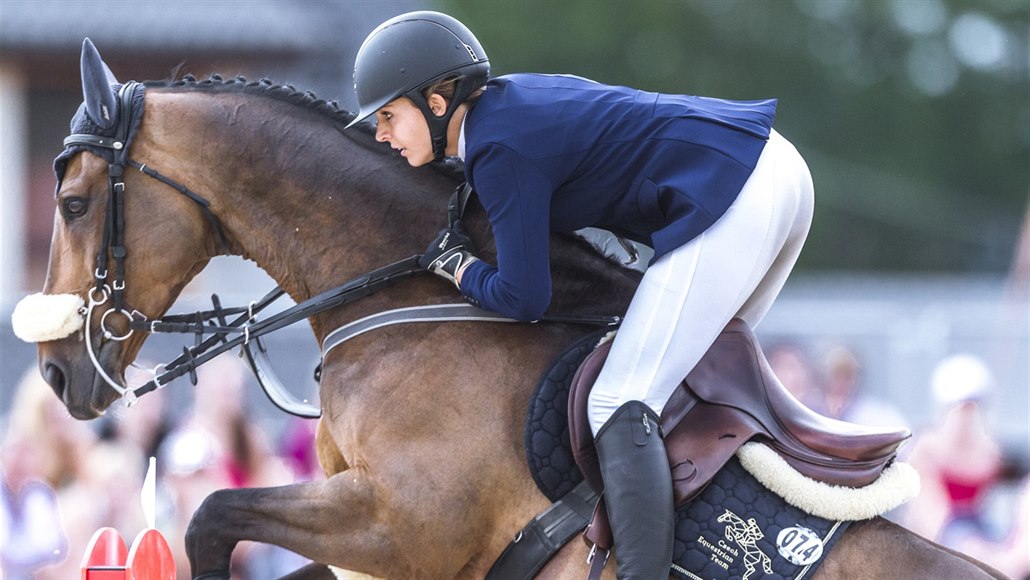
[11,293,86,342]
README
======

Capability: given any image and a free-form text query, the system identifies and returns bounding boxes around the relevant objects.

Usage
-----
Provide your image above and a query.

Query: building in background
[1,1,424,423]
[0,0,422,305]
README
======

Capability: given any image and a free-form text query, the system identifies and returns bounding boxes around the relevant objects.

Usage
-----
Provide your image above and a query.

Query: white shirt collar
[457,112,467,161]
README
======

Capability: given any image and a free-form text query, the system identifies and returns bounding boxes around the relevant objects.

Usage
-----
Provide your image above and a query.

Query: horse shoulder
[316,418,349,476]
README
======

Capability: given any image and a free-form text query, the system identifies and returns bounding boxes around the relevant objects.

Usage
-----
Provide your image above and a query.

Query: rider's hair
[422,75,484,106]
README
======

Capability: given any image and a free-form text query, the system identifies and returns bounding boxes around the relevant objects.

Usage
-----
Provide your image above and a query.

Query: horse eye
[61,197,89,219]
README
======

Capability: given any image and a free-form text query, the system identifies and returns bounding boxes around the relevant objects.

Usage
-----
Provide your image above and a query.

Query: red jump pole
[80,527,128,580]
[80,527,175,580]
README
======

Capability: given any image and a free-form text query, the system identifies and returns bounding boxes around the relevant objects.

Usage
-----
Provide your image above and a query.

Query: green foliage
[436,0,1029,272]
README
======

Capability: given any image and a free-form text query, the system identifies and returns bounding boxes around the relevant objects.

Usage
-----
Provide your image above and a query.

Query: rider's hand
[418,220,479,289]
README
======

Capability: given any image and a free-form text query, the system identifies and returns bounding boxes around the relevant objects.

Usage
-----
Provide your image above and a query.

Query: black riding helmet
[346,11,490,160]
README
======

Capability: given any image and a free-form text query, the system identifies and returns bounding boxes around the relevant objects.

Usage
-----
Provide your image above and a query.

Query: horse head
[18,40,219,418]
[19,37,462,420]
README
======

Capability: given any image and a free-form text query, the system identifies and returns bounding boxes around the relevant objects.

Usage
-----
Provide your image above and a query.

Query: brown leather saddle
[568,318,911,549]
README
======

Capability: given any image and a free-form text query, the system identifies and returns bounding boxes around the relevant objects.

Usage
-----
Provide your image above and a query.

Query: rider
[347,11,814,579]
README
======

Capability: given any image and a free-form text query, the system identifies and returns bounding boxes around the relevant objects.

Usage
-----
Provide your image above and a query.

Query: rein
[130,256,425,415]
[64,83,619,417]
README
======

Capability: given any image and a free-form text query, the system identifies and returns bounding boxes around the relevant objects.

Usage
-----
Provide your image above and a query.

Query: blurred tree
[436,0,1028,273]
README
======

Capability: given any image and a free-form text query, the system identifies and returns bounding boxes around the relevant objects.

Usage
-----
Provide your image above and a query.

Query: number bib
[671,456,850,579]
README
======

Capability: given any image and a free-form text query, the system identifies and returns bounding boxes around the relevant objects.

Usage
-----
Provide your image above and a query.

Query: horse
[28,42,1007,579]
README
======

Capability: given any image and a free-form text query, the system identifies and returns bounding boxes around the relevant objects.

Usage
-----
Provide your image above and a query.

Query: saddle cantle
[569,319,912,507]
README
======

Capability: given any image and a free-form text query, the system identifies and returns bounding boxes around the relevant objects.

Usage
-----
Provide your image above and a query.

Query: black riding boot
[594,400,674,579]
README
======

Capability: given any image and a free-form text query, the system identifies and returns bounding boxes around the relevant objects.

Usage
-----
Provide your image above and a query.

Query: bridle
[65,83,231,316]
[61,81,618,417]
[62,82,428,413]
[64,81,232,400]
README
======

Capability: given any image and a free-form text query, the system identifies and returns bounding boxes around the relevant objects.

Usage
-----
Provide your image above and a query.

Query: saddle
[568,319,911,550]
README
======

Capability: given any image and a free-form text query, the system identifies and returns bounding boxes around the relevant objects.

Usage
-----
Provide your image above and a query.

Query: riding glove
[419,220,479,289]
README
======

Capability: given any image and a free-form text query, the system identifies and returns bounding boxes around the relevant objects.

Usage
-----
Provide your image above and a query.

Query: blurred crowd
[1,356,321,579]
[768,342,1029,579]
[2,344,1028,579]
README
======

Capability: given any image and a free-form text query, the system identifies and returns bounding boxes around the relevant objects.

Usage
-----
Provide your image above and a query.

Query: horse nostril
[43,362,67,400]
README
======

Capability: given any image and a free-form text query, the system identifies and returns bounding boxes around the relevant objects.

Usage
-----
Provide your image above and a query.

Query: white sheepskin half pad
[736,442,920,521]
[11,292,86,343]
[329,566,380,580]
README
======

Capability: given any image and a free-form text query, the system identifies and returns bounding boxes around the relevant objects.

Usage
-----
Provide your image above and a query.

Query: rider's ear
[80,38,119,129]
[427,93,448,118]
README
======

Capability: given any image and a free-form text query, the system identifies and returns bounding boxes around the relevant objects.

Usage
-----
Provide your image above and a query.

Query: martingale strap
[448,181,473,228]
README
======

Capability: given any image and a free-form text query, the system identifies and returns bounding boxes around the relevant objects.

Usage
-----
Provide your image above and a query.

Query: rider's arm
[459,144,553,322]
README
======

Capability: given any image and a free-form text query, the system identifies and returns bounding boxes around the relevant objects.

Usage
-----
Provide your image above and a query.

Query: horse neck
[546,230,641,317]
[141,88,637,339]
[140,89,454,335]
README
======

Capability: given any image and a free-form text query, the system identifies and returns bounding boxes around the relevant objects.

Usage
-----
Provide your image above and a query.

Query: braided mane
[142,74,465,176]
[144,73,369,132]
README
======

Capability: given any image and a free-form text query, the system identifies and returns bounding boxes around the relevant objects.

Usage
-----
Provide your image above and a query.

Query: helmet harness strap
[404,76,479,161]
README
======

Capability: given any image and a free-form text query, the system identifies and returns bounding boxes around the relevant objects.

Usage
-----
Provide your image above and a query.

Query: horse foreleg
[186,472,390,579]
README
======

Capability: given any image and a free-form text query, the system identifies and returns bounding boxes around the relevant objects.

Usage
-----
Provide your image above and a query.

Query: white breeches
[587,130,814,435]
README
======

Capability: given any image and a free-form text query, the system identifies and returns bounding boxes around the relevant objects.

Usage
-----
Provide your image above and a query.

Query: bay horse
[28,42,1006,579]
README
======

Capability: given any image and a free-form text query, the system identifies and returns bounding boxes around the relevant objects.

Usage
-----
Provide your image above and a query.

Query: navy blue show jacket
[458,73,776,321]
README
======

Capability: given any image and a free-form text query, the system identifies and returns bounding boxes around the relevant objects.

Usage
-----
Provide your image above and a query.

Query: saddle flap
[568,338,611,494]
[568,338,740,505]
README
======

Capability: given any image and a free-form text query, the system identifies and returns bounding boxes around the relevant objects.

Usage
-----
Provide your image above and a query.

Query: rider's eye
[61,197,89,219]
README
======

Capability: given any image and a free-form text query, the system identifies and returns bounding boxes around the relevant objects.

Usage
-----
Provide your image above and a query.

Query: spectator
[903,354,1004,547]
[766,341,821,411]
[819,345,908,429]
[36,442,147,580]
[1,432,66,577]
[5,368,97,490]
[280,416,322,482]
[98,363,177,475]
[961,475,1030,579]
[157,355,298,578]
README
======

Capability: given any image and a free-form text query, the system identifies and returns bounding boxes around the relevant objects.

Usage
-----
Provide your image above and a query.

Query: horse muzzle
[38,334,124,419]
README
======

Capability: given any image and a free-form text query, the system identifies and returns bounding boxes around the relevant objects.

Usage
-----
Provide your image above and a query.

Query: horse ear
[80,38,119,129]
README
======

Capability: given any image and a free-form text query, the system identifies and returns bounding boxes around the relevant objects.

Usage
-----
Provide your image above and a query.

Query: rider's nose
[375,126,389,143]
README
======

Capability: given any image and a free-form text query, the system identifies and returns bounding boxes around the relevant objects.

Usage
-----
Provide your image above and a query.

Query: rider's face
[375,97,433,167]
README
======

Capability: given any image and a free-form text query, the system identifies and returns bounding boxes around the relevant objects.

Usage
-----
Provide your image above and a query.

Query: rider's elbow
[501,288,550,322]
